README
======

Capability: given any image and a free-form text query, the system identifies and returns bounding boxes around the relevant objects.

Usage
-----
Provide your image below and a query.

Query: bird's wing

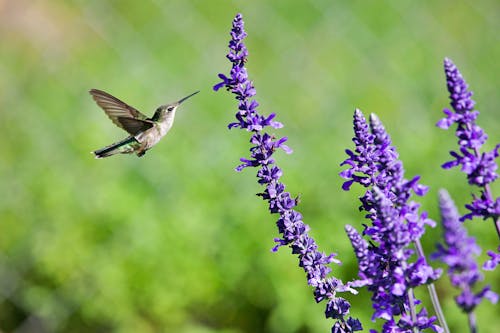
[90,89,152,134]
[116,117,154,136]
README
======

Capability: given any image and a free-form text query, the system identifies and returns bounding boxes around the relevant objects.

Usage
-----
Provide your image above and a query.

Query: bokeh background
[1,0,499,332]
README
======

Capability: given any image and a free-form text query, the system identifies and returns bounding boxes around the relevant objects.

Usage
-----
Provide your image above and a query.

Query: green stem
[468,311,477,333]
[414,239,450,333]
[407,288,419,333]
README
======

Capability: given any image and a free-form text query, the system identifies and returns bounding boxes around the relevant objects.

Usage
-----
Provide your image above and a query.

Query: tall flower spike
[344,225,373,288]
[215,13,361,332]
[432,189,498,331]
[341,109,443,332]
[437,58,500,238]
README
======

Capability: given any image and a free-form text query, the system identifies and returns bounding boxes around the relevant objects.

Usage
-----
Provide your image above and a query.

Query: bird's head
[155,90,199,120]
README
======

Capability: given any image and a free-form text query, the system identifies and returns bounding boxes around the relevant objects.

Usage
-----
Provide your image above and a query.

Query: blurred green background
[1,0,499,332]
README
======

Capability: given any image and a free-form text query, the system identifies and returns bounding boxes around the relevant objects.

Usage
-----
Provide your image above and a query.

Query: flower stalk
[215,13,361,332]
[437,58,500,240]
[432,189,498,332]
[341,110,444,332]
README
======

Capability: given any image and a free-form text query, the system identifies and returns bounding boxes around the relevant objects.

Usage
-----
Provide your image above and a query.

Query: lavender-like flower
[432,189,498,331]
[483,246,500,271]
[341,110,442,332]
[214,13,361,332]
[344,225,372,287]
[437,58,500,237]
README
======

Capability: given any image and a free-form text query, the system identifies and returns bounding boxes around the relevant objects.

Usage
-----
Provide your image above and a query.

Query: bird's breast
[157,120,173,137]
[135,119,174,148]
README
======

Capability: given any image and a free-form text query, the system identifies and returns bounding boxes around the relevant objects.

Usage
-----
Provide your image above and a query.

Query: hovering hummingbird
[90,89,199,158]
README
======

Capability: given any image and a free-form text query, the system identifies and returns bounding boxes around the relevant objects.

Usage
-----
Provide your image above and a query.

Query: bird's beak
[177,90,200,105]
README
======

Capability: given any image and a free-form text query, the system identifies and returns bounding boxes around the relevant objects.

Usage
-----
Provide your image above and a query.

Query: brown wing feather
[117,117,153,135]
[89,89,150,133]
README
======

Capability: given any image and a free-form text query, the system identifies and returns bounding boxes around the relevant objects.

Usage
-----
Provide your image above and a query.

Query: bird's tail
[93,136,137,158]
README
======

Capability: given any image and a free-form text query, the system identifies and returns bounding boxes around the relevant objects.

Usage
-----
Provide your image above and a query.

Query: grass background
[0,1,498,332]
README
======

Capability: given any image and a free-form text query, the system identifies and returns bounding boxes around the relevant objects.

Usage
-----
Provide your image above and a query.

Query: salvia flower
[437,58,500,236]
[432,189,498,331]
[344,225,372,287]
[341,109,442,332]
[214,13,361,332]
[483,247,500,271]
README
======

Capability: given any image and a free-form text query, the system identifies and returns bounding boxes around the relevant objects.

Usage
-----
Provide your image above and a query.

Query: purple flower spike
[341,109,442,332]
[443,58,476,113]
[432,189,498,319]
[215,13,361,332]
[437,58,500,237]
[345,225,373,288]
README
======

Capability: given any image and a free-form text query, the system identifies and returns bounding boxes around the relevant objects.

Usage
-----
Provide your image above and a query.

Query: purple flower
[341,109,441,332]
[441,58,476,113]
[432,189,498,316]
[483,247,500,271]
[345,225,372,287]
[215,13,361,332]
[330,309,363,333]
[437,58,500,235]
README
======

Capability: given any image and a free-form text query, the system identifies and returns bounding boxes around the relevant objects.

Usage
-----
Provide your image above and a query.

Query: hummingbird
[90,89,199,158]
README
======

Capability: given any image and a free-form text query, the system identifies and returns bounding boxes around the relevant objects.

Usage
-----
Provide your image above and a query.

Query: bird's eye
[167,106,174,112]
